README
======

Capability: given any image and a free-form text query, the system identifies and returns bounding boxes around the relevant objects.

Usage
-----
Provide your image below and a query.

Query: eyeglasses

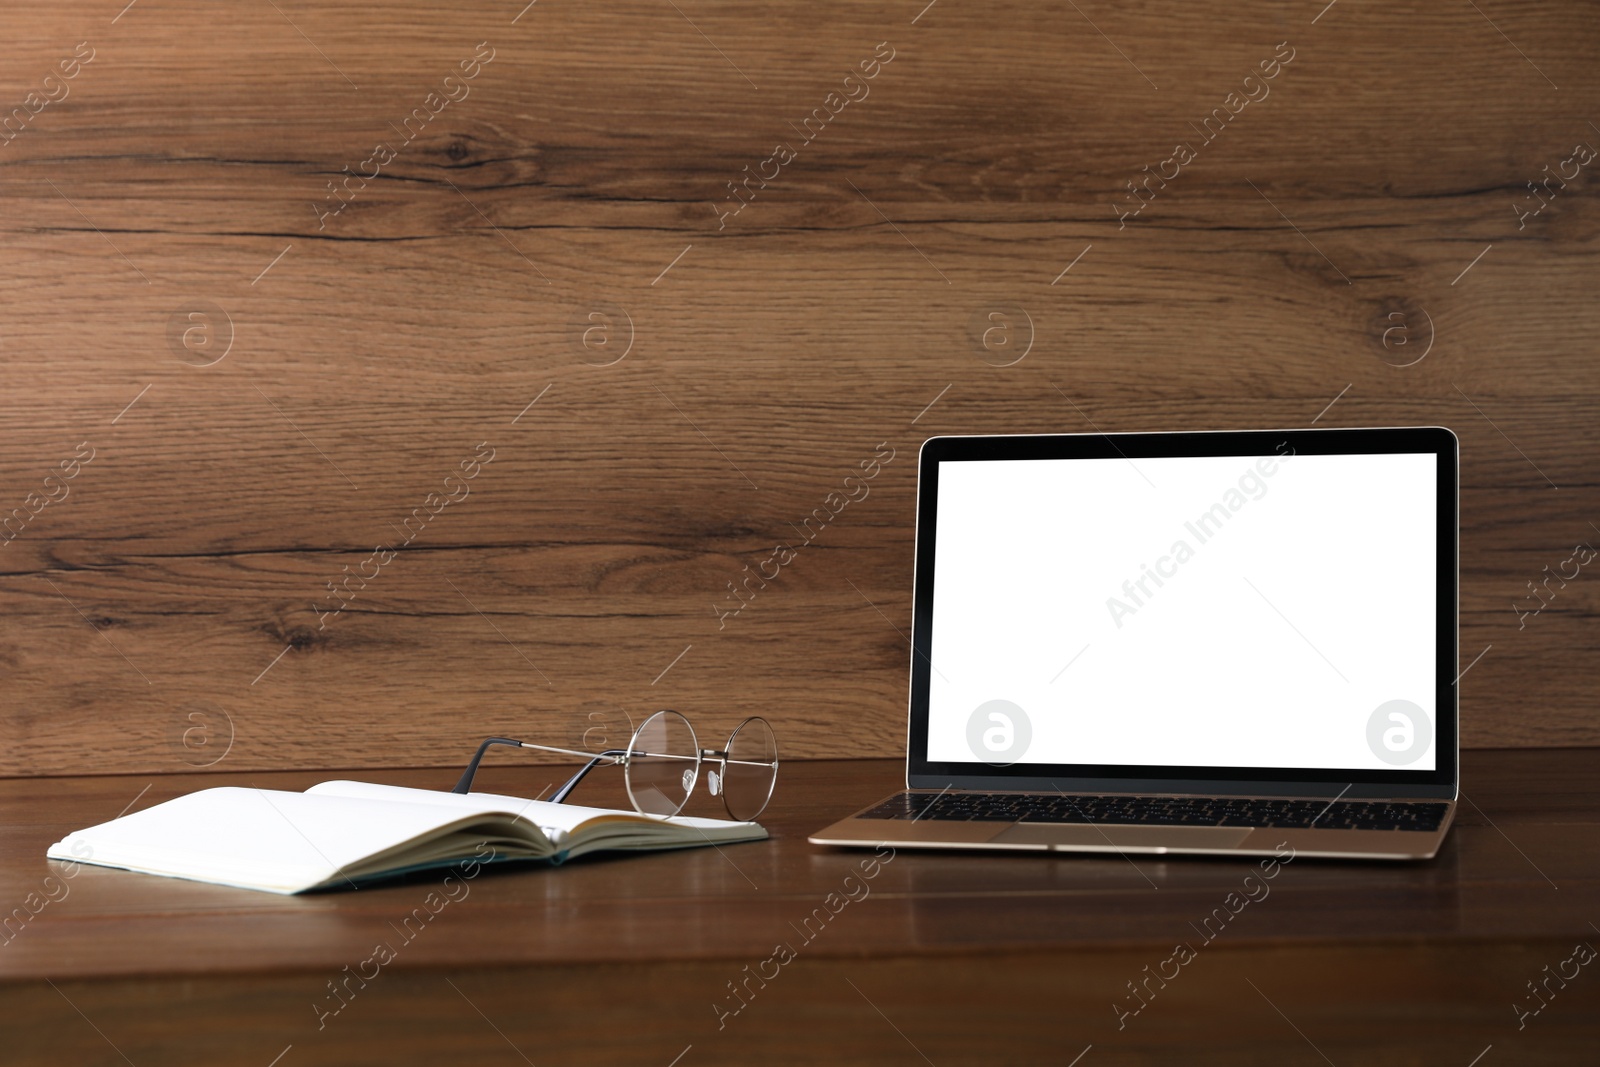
[451,710,779,821]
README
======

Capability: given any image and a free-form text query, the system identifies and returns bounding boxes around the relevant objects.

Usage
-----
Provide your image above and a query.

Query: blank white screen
[925,451,1438,772]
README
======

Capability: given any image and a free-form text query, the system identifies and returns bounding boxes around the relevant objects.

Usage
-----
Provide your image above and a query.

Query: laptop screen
[914,431,1454,784]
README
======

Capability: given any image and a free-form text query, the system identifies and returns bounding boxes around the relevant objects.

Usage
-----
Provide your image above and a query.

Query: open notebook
[46,781,768,895]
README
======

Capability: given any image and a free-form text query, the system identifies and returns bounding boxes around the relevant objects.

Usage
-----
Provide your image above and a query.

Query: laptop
[810,427,1459,861]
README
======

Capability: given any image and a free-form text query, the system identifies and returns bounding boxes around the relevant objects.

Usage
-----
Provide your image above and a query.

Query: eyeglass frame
[450,710,779,820]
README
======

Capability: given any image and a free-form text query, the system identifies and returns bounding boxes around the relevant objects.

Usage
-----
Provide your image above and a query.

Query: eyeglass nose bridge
[697,746,731,797]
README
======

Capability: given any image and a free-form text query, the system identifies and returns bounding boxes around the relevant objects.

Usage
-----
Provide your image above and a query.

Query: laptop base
[810,792,1455,861]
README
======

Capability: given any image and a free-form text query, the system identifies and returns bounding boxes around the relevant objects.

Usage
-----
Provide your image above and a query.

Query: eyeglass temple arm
[452,737,524,794]
[454,738,633,800]
[549,749,628,804]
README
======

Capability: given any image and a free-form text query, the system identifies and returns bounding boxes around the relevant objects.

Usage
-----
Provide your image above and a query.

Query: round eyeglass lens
[721,716,778,821]
[626,710,700,816]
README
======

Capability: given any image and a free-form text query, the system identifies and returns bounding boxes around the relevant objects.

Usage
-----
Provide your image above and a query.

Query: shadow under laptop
[855,836,1467,949]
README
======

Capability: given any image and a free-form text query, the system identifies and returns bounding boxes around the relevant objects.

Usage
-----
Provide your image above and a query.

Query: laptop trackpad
[992,824,1254,852]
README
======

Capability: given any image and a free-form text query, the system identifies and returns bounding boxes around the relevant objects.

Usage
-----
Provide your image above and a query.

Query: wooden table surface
[0,750,1596,1065]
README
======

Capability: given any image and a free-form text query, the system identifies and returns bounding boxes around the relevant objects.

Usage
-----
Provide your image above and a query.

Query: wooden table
[1,750,1596,1065]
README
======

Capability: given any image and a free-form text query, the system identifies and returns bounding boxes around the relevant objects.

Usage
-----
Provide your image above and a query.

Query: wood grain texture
[0,1,1597,775]
[1,753,1598,1064]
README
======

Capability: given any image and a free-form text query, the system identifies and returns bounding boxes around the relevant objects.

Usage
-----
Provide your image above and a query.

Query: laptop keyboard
[858,792,1448,832]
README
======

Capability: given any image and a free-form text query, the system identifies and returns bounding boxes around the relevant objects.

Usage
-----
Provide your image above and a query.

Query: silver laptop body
[811,427,1459,861]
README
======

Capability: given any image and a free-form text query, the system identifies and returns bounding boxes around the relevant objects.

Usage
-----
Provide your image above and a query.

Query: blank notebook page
[48,786,528,894]
[310,780,760,841]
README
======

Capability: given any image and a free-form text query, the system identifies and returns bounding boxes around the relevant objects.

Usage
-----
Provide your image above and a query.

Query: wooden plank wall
[0,1,1595,777]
